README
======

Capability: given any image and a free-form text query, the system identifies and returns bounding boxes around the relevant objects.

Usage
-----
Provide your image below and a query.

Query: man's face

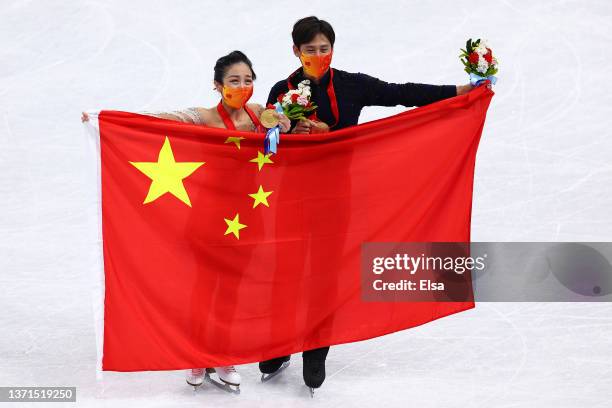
[293,33,332,57]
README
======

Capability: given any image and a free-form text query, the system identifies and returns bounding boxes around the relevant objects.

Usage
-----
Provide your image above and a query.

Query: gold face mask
[222,85,253,109]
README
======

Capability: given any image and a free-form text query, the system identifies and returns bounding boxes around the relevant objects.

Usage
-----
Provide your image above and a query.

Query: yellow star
[224,213,247,239]
[129,136,204,207]
[249,151,273,171]
[248,185,273,208]
[225,136,245,149]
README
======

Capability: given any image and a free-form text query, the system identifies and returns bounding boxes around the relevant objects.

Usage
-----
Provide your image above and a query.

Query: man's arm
[357,73,460,108]
[266,81,286,106]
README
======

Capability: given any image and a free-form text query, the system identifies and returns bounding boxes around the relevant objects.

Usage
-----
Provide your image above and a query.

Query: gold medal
[260,109,280,128]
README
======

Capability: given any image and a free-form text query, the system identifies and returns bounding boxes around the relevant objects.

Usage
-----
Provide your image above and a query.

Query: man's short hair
[292,16,335,48]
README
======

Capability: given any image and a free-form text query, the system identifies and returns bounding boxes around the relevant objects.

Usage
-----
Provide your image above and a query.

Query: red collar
[216,102,264,132]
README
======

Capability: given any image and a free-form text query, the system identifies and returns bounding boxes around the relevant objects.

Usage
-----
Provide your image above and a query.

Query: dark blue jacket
[267,67,457,131]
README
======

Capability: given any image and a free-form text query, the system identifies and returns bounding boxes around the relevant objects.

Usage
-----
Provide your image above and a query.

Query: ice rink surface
[1,0,611,406]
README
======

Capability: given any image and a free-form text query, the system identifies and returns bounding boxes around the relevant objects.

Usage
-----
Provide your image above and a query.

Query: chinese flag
[93,85,493,370]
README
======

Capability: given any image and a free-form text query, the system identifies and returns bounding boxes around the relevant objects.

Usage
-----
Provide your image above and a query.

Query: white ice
[1,0,612,407]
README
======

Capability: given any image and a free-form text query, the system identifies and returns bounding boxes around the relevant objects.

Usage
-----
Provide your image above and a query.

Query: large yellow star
[249,151,273,171]
[248,185,273,208]
[225,136,245,149]
[224,213,247,239]
[129,136,205,207]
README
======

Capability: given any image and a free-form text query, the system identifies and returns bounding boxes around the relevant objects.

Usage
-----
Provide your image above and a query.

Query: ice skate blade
[309,387,315,398]
[186,379,203,390]
[204,372,241,395]
[260,361,290,383]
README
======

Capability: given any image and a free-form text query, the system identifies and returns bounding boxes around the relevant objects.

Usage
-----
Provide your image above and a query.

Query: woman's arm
[141,107,205,125]
[82,108,205,124]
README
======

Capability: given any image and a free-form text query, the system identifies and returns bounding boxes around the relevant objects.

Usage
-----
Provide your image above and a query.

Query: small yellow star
[249,151,273,171]
[129,136,204,207]
[248,185,273,208]
[224,213,247,239]
[225,136,245,149]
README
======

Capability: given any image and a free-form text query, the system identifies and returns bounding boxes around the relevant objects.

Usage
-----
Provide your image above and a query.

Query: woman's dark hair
[292,16,335,48]
[213,50,257,83]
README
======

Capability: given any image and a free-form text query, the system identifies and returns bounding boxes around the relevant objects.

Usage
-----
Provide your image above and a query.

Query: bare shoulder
[197,107,216,122]
[247,103,265,116]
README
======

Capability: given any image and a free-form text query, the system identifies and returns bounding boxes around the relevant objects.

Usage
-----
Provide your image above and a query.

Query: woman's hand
[276,113,291,133]
[292,119,312,134]
[81,112,89,122]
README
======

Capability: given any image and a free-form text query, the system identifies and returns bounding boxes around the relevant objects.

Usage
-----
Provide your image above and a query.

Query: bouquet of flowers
[265,79,328,134]
[459,38,498,86]
[274,79,317,120]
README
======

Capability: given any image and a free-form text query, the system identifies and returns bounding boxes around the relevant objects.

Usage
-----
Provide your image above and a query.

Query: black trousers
[302,346,329,361]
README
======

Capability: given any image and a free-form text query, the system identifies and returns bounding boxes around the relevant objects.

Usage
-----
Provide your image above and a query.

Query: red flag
[94,86,493,371]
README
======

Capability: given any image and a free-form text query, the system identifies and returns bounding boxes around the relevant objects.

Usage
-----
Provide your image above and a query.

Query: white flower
[297,95,309,106]
[298,83,311,96]
[477,57,489,74]
[477,39,489,49]
[474,39,488,55]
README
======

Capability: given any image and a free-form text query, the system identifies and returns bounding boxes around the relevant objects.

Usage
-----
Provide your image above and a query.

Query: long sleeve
[267,81,287,106]
[357,73,457,108]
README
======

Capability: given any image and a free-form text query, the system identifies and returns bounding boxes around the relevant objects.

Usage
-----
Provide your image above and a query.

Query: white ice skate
[186,368,204,388]
[204,366,241,395]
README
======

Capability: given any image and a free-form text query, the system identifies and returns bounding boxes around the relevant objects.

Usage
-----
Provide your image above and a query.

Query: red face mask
[222,85,253,109]
[300,51,333,80]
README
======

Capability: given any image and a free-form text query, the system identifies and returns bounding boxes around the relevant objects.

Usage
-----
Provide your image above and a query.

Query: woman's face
[215,62,253,93]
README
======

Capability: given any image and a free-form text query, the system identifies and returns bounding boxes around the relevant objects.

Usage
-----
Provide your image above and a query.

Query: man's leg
[302,346,330,389]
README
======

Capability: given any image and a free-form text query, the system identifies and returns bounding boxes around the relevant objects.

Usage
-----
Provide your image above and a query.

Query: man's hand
[456,83,475,95]
[292,119,312,134]
[81,111,89,122]
[456,81,492,96]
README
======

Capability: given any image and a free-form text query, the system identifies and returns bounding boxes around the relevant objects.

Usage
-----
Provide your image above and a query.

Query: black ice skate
[303,355,326,397]
[259,355,291,382]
